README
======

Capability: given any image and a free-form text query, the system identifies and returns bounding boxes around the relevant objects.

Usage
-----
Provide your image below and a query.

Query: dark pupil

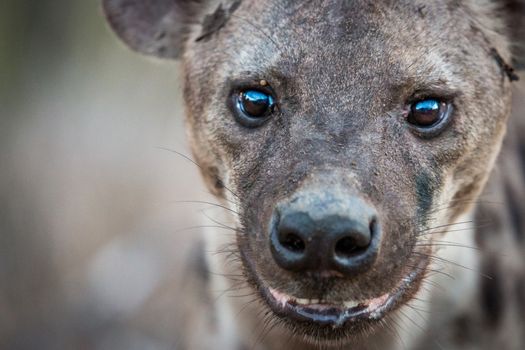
[240,90,273,118]
[410,99,441,127]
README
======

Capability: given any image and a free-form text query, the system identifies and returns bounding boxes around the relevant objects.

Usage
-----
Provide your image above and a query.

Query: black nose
[269,192,381,276]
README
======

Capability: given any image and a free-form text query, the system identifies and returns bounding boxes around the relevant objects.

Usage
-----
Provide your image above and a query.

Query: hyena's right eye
[406,98,453,137]
[233,89,276,127]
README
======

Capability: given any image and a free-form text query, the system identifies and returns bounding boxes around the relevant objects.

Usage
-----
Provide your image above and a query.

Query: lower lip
[262,260,427,328]
[268,288,391,327]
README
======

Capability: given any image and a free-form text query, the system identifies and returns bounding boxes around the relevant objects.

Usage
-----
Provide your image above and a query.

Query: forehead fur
[186,0,512,61]
[184,0,511,114]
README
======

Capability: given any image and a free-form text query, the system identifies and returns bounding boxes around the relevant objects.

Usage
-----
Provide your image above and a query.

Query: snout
[241,185,430,334]
[269,191,381,277]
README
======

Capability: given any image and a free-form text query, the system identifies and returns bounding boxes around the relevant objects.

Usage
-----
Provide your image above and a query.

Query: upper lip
[256,257,429,328]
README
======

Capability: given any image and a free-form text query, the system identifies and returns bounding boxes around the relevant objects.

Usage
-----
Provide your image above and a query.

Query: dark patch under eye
[415,170,440,223]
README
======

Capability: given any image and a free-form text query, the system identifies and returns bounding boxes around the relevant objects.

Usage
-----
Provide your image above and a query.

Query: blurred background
[1,1,210,349]
[1,1,524,350]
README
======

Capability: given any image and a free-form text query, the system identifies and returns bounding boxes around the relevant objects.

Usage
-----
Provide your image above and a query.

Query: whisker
[400,303,447,350]
[404,301,433,315]
[414,252,492,280]
[397,307,427,335]
[174,224,238,236]
[235,296,260,319]
[200,209,242,232]
[157,147,241,200]
[418,220,475,233]
[418,278,446,293]
[414,242,482,251]
[251,310,274,350]
[197,189,239,206]
[259,316,280,349]
[173,200,240,215]
[386,314,408,350]
[406,263,455,280]
[426,199,504,217]
[417,224,490,237]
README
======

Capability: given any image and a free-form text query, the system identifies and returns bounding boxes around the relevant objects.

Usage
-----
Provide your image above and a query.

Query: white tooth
[343,300,361,308]
[294,298,323,305]
[270,289,333,306]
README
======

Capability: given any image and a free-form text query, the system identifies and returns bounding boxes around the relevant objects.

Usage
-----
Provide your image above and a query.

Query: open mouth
[258,257,428,329]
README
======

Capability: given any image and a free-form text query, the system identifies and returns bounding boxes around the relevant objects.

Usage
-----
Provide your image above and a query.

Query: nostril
[334,219,376,259]
[335,236,362,258]
[280,232,306,253]
[270,211,313,272]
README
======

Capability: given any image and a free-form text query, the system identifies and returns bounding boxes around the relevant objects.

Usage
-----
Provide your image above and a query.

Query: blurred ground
[1,1,209,349]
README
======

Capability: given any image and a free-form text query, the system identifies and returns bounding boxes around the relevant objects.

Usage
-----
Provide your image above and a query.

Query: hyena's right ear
[102,0,209,59]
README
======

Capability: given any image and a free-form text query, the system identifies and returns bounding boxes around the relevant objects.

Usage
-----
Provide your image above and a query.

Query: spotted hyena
[103,1,524,349]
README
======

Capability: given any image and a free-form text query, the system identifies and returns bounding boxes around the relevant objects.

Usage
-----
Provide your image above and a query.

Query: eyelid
[407,89,459,105]
[228,78,277,97]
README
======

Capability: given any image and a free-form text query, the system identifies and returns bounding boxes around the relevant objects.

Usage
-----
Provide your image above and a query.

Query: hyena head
[104,0,524,346]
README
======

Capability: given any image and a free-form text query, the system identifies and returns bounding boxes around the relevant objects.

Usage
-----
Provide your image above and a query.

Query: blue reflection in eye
[243,90,274,107]
[414,99,440,112]
[245,90,268,100]
[238,90,275,118]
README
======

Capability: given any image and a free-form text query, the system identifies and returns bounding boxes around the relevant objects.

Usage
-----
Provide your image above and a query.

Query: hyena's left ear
[102,0,212,59]
[503,0,525,69]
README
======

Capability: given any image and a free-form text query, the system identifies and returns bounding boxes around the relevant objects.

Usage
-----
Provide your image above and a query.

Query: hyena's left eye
[234,90,276,127]
[406,98,453,136]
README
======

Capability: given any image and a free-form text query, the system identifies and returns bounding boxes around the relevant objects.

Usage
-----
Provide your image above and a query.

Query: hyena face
[104,0,523,345]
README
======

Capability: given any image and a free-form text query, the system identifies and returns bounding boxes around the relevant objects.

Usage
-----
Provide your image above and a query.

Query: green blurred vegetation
[0,0,109,112]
